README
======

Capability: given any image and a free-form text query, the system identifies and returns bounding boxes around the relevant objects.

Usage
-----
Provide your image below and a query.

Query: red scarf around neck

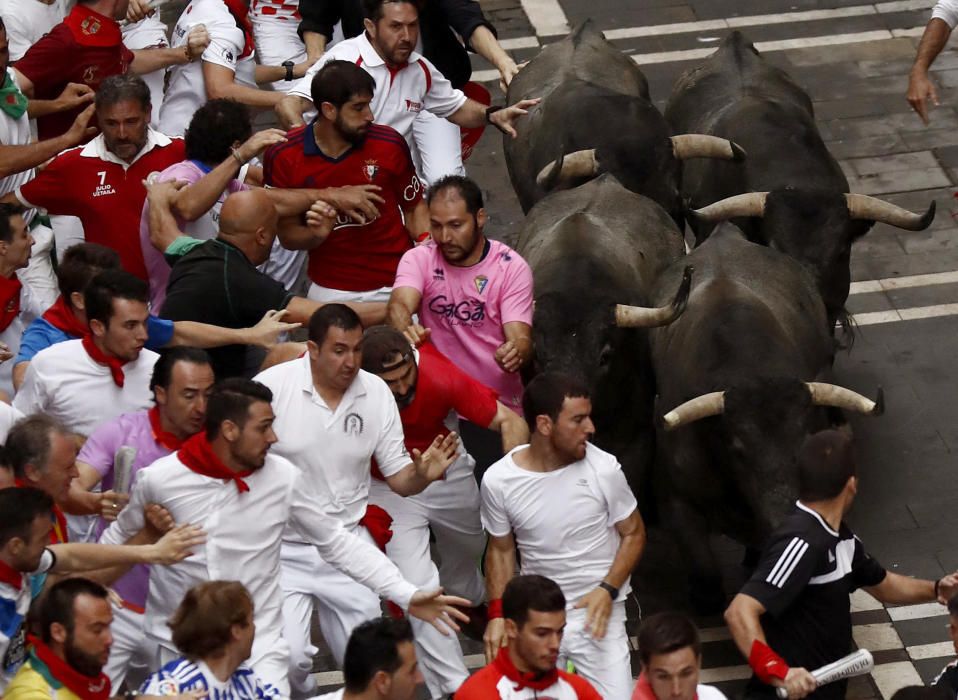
[492,646,560,691]
[0,558,23,591]
[221,0,255,58]
[27,635,111,700]
[178,432,252,493]
[148,407,186,452]
[63,4,122,48]
[0,274,22,333]
[81,335,127,388]
[43,296,88,338]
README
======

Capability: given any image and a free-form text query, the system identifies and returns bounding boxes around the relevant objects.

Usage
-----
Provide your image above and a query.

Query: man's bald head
[220,190,278,236]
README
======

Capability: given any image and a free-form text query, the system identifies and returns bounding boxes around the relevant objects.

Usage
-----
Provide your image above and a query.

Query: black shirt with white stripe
[741,502,886,699]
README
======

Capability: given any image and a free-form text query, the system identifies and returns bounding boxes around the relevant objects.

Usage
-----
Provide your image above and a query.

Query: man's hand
[412,432,459,483]
[575,587,613,639]
[64,104,98,146]
[403,323,430,347]
[243,309,301,348]
[490,98,539,138]
[321,185,385,224]
[407,588,470,634]
[185,25,210,62]
[483,618,507,663]
[292,56,318,79]
[497,60,520,92]
[907,70,939,125]
[97,490,131,521]
[495,339,521,372]
[149,523,206,564]
[54,83,95,112]
[235,128,288,163]
[143,503,176,540]
[937,573,958,603]
[775,668,817,699]
[276,95,309,130]
[144,178,188,207]
[305,199,337,231]
[125,0,154,23]
[0,341,13,364]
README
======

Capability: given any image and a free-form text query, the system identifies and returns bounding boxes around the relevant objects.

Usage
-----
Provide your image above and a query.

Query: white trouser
[306,283,391,304]
[280,534,381,696]
[50,215,84,255]
[20,221,57,318]
[120,15,168,127]
[409,110,465,187]
[250,14,306,92]
[105,604,151,690]
[558,601,632,700]
[368,454,485,698]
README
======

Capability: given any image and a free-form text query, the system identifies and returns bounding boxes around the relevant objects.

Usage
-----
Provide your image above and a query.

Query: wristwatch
[282,60,295,81]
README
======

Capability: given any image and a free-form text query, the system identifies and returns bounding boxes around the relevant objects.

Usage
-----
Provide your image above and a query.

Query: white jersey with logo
[480,443,638,605]
[141,657,281,700]
[160,0,257,136]
[253,355,410,530]
[289,33,467,154]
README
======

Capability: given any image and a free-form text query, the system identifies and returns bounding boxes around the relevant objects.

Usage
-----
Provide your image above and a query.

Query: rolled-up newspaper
[112,446,137,495]
[775,649,874,699]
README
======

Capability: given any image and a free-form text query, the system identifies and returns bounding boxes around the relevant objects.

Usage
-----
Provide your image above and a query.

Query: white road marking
[852,589,885,611]
[908,641,954,660]
[871,661,925,699]
[853,623,907,652]
[888,602,949,621]
[517,0,569,37]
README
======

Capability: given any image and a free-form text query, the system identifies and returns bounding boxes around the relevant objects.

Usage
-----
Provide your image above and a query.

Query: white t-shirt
[289,33,467,153]
[254,356,410,530]
[13,339,158,436]
[480,443,638,606]
[160,0,258,136]
[0,0,62,61]
[933,0,958,27]
[697,684,728,700]
[0,402,24,444]
[0,69,37,207]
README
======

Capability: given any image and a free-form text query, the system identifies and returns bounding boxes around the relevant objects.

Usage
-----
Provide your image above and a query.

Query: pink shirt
[139,160,247,309]
[393,239,533,412]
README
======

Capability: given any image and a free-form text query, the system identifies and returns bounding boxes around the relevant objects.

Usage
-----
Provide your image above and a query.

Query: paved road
[242,0,958,695]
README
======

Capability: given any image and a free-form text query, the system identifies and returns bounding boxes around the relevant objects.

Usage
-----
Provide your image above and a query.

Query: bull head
[614,266,693,328]
[691,192,935,231]
[662,382,883,430]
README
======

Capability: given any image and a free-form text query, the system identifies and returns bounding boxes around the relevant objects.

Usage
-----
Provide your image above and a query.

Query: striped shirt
[140,657,280,700]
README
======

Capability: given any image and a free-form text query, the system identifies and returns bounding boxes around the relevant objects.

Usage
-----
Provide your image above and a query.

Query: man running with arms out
[480,372,647,699]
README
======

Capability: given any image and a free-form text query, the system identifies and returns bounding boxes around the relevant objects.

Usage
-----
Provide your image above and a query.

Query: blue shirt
[14,315,175,365]
[141,658,280,700]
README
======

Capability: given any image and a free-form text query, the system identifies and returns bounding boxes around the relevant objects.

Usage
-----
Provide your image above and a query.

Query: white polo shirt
[480,443,638,607]
[13,339,157,436]
[289,32,467,153]
[159,0,258,136]
[254,355,410,530]
[100,451,417,671]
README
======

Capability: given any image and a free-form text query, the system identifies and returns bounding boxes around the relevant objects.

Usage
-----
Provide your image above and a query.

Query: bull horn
[690,192,769,223]
[845,193,935,231]
[670,134,746,161]
[535,149,598,189]
[805,382,885,416]
[662,391,726,430]
[615,266,693,328]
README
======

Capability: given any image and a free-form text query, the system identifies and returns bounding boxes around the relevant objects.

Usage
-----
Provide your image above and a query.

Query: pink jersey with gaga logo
[393,239,533,413]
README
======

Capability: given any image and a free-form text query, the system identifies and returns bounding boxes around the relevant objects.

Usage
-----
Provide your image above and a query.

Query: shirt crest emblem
[363,160,379,182]
[80,16,101,34]
[474,275,488,294]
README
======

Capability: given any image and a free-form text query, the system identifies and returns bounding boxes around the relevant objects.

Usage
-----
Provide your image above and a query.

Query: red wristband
[749,640,790,684]
[415,231,431,243]
[487,599,503,621]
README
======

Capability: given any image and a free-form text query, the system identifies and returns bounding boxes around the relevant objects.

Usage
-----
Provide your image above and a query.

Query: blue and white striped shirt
[140,657,280,700]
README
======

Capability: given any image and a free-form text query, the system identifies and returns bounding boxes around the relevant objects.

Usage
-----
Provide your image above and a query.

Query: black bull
[664,30,934,334]
[649,226,882,611]
[516,175,690,499]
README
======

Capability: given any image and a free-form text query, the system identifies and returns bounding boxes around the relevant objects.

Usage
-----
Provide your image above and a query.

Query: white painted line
[699,665,753,683]
[853,623,906,651]
[871,660,924,699]
[892,26,929,37]
[632,48,717,66]
[472,68,502,83]
[850,280,885,295]
[313,670,344,685]
[604,20,727,41]
[499,36,540,50]
[852,589,885,612]
[907,641,954,660]
[726,6,874,28]
[517,0,569,37]
[899,302,958,320]
[876,0,937,11]
[850,270,958,294]
[888,602,948,621]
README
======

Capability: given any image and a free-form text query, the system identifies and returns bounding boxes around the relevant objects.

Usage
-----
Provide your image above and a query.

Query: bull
[664,31,934,333]
[504,21,744,225]
[517,174,691,496]
[649,225,882,611]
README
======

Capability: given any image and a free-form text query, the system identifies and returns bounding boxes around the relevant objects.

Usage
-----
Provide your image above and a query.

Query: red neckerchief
[14,479,68,543]
[63,4,122,47]
[358,504,393,551]
[148,407,186,451]
[81,335,127,388]
[42,296,88,338]
[0,274,21,333]
[0,558,23,591]
[178,433,252,493]
[221,0,255,58]
[492,646,560,691]
[27,634,111,700]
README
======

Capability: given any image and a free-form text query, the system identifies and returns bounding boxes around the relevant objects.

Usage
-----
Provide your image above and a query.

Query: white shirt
[254,356,410,530]
[289,33,467,153]
[0,0,62,61]
[140,658,280,700]
[933,0,958,27]
[0,402,23,444]
[160,0,258,136]
[697,684,728,700]
[0,548,55,693]
[0,69,36,210]
[100,451,417,666]
[480,443,638,606]
[13,339,158,436]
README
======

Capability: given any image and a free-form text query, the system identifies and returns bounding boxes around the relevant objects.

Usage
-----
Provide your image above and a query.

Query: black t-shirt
[741,503,886,699]
[934,660,958,698]
[160,238,293,379]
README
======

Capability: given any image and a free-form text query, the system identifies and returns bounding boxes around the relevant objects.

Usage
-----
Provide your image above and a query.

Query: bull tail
[834,308,857,351]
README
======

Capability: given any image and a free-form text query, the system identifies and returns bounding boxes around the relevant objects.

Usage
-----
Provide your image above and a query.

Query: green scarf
[0,71,28,120]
